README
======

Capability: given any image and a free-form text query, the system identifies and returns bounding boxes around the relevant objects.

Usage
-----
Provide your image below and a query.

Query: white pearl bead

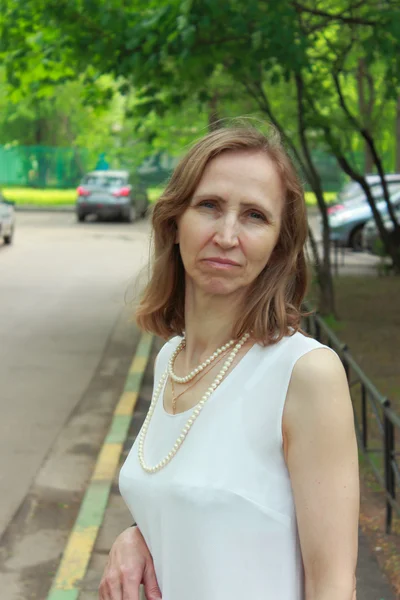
[140,333,250,473]
[169,337,237,383]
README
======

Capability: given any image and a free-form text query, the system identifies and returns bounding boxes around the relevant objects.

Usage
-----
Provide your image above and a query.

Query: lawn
[1,186,336,207]
[319,276,400,410]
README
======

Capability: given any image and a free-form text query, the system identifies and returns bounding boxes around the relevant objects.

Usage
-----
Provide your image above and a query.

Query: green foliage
[2,1,400,216]
[322,313,344,333]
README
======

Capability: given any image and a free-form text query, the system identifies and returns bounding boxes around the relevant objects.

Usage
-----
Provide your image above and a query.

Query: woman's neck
[181,286,245,370]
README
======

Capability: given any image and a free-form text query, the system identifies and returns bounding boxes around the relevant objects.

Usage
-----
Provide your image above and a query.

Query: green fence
[0,145,90,189]
[0,144,395,192]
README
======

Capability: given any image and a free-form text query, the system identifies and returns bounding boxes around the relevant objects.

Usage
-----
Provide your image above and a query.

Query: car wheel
[122,206,137,223]
[349,225,364,251]
[3,227,14,245]
[77,212,85,223]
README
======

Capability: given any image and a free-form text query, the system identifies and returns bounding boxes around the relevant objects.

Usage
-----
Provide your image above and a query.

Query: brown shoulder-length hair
[136,125,309,346]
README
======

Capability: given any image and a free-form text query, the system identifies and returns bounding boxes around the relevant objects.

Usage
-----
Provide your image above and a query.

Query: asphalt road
[0,212,151,539]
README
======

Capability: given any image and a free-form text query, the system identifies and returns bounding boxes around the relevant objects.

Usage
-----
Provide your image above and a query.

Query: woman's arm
[283,349,359,600]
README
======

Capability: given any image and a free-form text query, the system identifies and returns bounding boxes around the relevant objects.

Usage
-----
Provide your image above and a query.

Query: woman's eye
[199,200,217,209]
[248,210,267,222]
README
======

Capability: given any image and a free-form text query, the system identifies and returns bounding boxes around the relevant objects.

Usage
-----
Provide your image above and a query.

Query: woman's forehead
[194,151,284,206]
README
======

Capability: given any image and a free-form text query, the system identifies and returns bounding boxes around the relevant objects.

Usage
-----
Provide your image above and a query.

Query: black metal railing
[303,308,400,533]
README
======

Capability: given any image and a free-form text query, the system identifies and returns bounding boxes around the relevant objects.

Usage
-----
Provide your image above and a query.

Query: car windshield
[83,175,127,188]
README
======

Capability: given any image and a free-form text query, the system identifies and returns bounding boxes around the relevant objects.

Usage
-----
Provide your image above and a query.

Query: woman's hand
[99,526,162,600]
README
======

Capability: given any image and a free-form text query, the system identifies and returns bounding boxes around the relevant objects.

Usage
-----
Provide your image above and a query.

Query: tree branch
[241,75,312,184]
[291,1,378,26]
[294,72,334,279]
[303,88,400,264]
[332,70,399,227]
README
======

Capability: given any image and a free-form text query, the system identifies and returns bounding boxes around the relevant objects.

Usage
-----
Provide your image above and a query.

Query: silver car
[0,192,15,245]
[337,173,400,204]
[362,204,400,254]
[327,186,400,250]
[76,170,149,222]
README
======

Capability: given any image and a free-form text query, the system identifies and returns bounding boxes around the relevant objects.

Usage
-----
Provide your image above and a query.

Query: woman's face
[176,150,284,297]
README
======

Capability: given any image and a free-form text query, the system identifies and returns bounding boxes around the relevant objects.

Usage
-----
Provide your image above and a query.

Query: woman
[99,126,359,600]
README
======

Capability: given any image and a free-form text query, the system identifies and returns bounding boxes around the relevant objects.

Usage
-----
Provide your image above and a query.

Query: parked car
[336,173,400,204]
[362,204,400,254]
[327,187,400,250]
[76,170,149,222]
[0,191,15,245]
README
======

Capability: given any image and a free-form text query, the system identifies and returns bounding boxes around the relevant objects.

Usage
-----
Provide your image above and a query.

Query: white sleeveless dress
[119,331,332,600]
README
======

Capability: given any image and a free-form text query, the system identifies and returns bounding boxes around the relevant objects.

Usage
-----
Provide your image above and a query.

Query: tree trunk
[35,118,48,188]
[330,65,400,271]
[357,59,374,174]
[208,93,220,131]
[294,74,336,316]
[307,225,336,316]
[241,74,336,316]
[396,95,400,172]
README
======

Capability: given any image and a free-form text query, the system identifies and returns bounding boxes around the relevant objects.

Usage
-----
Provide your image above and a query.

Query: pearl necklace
[168,337,235,383]
[138,332,250,474]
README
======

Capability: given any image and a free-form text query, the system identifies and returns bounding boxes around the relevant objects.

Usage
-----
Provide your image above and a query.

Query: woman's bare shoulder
[283,348,350,437]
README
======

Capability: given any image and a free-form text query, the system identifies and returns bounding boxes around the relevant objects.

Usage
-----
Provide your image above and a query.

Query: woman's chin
[199,278,242,297]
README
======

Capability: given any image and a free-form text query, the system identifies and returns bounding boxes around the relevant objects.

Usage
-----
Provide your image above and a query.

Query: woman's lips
[202,257,241,269]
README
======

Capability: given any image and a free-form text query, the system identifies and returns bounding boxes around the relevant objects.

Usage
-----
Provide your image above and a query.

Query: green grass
[1,186,336,207]
[2,187,76,206]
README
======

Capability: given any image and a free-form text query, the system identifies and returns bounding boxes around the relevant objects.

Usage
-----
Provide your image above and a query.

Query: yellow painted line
[130,354,148,373]
[46,332,154,600]
[92,443,122,481]
[54,526,98,590]
[115,390,138,415]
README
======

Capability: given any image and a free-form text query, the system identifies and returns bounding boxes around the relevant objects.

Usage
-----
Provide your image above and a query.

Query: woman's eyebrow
[192,193,276,222]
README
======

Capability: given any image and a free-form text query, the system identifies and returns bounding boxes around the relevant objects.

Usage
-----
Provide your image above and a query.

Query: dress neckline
[161,340,259,419]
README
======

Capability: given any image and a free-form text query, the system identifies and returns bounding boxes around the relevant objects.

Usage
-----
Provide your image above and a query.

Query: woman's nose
[214,215,239,248]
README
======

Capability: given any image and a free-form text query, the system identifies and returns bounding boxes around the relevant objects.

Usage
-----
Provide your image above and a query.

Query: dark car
[76,170,149,223]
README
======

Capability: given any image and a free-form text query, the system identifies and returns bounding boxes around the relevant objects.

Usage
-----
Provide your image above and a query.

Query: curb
[45,332,154,600]
[15,205,74,213]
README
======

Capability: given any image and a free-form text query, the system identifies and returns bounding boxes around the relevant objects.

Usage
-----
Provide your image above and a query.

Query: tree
[396,96,400,172]
[2,0,400,304]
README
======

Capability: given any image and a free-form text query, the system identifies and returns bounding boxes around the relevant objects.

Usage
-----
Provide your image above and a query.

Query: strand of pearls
[138,332,250,474]
[168,337,235,383]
